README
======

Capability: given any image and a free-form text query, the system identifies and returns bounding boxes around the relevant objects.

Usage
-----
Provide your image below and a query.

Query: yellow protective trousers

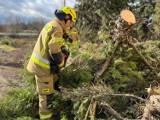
[35,74,58,120]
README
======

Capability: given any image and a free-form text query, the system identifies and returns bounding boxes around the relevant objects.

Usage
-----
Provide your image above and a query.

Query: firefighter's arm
[66,27,80,46]
[48,27,65,73]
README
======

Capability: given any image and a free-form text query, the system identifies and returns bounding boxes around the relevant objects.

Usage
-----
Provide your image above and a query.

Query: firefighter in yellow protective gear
[27,7,80,120]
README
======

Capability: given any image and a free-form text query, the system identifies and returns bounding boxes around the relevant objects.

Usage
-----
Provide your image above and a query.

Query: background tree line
[0,15,45,33]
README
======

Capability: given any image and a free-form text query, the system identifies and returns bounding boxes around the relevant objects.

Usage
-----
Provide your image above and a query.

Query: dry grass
[0,44,16,52]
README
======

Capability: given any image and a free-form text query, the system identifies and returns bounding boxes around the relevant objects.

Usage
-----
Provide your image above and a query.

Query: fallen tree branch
[93,42,120,82]
[62,83,146,102]
[84,100,92,120]
[89,100,97,120]
[100,101,124,120]
[128,41,154,71]
[61,84,146,119]
[106,93,146,102]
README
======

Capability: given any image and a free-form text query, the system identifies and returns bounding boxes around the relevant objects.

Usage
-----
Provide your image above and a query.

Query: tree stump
[142,95,160,120]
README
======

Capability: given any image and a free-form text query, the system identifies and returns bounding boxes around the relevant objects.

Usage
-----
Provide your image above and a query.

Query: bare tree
[5,15,23,34]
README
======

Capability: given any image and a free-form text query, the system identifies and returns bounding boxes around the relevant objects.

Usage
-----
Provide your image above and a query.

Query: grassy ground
[0,36,35,100]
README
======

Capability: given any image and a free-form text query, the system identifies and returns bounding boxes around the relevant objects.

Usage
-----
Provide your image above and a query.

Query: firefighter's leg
[35,74,58,120]
[39,95,53,120]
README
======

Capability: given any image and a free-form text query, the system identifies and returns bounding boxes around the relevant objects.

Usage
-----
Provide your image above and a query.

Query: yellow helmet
[62,7,76,23]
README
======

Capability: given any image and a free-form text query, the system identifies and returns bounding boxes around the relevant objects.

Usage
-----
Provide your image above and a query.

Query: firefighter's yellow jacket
[27,18,80,76]
[27,18,66,75]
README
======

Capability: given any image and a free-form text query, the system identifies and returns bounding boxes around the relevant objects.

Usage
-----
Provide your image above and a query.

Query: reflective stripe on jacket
[31,52,50,69]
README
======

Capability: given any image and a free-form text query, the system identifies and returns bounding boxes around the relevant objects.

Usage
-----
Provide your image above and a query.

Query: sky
[0,0,76,24]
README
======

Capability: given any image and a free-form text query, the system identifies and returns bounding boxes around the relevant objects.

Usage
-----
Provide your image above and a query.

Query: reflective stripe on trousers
[31,52,50,69]
[40,112,53,120]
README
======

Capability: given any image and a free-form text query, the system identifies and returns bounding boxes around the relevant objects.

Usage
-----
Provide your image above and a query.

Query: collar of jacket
[54,18,67,33]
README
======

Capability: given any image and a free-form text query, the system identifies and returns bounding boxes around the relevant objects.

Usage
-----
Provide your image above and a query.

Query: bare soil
[0,38,35,99]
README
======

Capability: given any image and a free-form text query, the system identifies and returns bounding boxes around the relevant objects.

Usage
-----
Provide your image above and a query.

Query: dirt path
[0,38,34,99]
[0,65,23,99]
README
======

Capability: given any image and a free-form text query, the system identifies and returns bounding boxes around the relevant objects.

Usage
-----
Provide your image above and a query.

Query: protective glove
[50,60,60,74]
[63,33,73,43]
[50,52,65,73]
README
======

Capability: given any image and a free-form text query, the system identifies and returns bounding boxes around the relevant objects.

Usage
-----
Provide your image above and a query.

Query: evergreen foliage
[153,0,160,37]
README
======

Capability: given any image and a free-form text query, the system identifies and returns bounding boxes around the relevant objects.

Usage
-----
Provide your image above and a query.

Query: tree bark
[100,101,124,120]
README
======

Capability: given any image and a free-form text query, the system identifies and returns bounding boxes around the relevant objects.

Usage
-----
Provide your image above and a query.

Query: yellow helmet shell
[62,7,76,23]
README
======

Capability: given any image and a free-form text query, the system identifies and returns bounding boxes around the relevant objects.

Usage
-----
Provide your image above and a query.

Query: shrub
[0,88,38,120]
[60,66,93,88]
